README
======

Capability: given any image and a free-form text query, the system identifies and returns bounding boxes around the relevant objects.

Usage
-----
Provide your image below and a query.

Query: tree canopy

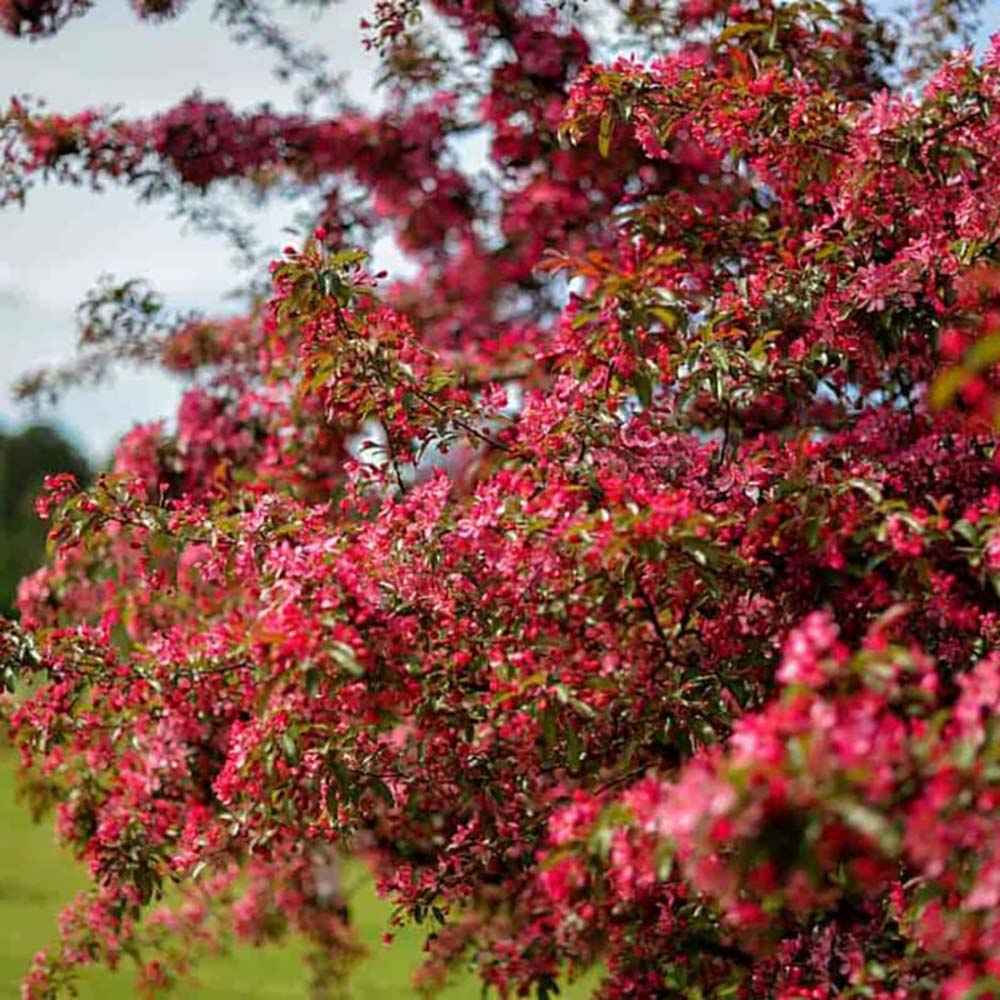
[3,0,1000,997]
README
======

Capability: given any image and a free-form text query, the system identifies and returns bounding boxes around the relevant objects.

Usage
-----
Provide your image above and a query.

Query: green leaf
[845,478,883,503]
[719,20,768,41]
[330,640,364,676]
[749,329,780,360]
[369,776,395,807]
[540,704,558,749]
[328,248,368,269]
[960,975,1000,1000]
[929,365,967,411]
[830,797,899,853]
[953,519,979,545]
[649,305,681,331]
[966,331,1000,371]
[598,111,613,159]
[632,370,653,408]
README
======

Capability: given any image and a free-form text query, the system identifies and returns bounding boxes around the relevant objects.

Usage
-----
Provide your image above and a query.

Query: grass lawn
[0,751,598,998]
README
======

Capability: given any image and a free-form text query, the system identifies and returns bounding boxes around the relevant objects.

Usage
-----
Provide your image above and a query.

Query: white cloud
[0,0,372,462]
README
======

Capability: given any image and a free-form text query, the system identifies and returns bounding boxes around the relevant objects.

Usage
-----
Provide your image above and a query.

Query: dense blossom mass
[3,0,1000,996]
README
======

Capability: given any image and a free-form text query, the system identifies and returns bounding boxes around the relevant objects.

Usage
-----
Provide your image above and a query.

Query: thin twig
[410,386,513,453]
[631,560,671,655]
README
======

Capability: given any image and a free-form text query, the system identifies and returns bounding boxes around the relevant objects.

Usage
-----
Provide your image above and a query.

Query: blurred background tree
[0,424,90,617]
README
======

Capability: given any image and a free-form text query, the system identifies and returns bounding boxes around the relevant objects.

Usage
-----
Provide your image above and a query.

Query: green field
[0,752,597,998]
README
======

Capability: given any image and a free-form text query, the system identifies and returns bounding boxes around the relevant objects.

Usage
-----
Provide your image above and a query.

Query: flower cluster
[542,614,1000,997]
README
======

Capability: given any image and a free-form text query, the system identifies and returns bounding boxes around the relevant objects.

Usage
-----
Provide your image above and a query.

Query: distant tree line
[0,425,90,617]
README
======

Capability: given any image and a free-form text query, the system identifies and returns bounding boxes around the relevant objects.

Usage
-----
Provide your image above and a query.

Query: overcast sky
[0,0,373,463]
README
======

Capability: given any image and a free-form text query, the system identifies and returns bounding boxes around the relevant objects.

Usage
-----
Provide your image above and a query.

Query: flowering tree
[4,0,1000,996]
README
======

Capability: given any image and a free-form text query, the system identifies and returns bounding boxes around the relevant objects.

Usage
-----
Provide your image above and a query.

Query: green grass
[0,753,598,998]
